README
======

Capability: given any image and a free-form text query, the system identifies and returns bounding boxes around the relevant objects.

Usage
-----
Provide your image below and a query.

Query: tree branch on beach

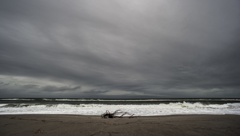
[101,110,134,118]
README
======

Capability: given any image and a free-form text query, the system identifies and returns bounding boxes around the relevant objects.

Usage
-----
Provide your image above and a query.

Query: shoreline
[1,114,240,136]
[1,113,240,116]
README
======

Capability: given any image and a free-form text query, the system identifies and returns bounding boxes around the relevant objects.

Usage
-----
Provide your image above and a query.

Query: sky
[0,0,240,98]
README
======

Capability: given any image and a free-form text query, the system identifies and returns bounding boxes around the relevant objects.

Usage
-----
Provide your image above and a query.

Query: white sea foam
[0,104,8,107]
[0,98,35,101]
[0,102,240,116]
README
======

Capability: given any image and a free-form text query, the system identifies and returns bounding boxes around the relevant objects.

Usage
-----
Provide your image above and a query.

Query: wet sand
[0,115,240,136]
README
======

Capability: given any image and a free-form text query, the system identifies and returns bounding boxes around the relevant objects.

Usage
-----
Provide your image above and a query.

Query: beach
[0,115,240,136]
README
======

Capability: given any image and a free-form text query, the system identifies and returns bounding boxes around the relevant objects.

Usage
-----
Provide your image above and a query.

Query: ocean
[0,98,240,116]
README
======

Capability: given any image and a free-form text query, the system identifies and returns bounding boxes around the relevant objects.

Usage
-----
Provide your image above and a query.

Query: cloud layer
[0,0,240,98]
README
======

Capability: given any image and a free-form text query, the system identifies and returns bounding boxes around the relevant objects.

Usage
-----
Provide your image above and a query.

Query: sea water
[0,98,240,116]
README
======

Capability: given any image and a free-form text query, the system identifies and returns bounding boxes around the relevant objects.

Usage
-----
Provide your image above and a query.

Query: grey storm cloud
[0,0,240,98]
[39,85,81,92]
[83,90,110,94]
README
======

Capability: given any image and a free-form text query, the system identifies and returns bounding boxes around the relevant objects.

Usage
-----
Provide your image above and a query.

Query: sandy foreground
[0,115,240,136]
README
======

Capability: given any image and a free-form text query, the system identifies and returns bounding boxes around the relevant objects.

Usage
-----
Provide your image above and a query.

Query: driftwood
[101,110,134,118]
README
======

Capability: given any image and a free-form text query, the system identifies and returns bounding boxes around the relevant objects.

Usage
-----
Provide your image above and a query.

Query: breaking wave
[0,102,240,116]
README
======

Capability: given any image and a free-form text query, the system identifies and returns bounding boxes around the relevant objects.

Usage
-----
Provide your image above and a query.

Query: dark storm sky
[0,0,240,98]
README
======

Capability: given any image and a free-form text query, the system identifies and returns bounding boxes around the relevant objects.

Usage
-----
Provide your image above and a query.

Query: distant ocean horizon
[1,98,240,116]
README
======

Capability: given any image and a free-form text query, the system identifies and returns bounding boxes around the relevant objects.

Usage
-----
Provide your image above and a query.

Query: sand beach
[0,115,240,136]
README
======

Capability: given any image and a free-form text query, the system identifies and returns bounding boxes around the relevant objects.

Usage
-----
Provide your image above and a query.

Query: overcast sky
[0,0,240,98]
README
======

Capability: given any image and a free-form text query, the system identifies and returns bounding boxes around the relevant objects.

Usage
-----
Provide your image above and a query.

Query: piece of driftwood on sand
[101,110,134,118]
